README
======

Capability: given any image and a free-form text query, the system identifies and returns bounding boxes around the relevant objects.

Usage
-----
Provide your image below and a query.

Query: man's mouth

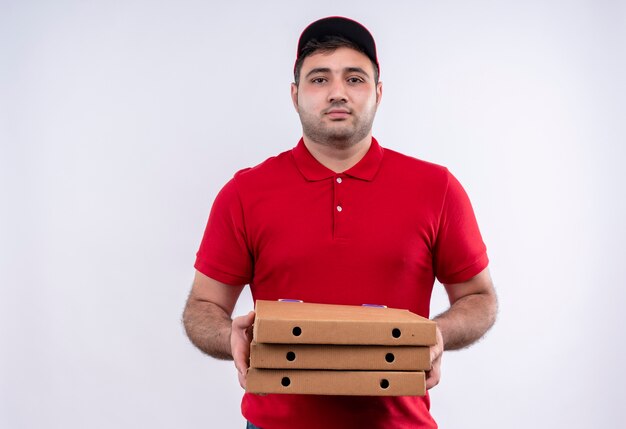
[325,108,351,119]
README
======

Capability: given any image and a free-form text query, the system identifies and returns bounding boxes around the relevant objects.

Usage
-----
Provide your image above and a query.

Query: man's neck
[302,135,372,173]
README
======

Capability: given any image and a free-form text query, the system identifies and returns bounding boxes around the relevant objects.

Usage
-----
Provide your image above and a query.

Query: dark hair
[294,36,380,85]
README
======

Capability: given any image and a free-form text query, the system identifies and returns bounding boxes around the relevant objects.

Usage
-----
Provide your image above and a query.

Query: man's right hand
[231,311,256,389]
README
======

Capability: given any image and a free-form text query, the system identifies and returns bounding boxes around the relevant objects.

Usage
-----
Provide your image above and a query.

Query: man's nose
[328,80,348,103]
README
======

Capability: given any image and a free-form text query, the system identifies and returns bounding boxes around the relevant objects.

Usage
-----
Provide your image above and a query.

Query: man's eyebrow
[305,67,331,78]
[345,67,370,77]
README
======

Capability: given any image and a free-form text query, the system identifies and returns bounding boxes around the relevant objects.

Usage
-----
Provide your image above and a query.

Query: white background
[2,0,625,428]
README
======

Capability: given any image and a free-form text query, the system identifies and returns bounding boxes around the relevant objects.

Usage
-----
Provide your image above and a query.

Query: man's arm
[182,271,255,387]
[427,267,498,388]
[437,267,498,349]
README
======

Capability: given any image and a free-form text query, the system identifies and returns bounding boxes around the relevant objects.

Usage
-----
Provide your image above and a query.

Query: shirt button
[336,177,342,184]
[336,205,343,212]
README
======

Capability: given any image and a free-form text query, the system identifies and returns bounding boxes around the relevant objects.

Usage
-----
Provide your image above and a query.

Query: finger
[429,347,442,371]
[429,348,439,364]
[238,367,247,389]
[232,312,256,340]
[425,358,441,390]
[233,352,248,372]
[233,342,250,372]
[233,315,252,330]
[425,368,440,390]
[244,311,256,339]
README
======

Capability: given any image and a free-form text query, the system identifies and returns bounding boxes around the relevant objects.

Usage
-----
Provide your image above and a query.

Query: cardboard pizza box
[246,368,426,396]
[252,300,437,346]
[250,342,430,371]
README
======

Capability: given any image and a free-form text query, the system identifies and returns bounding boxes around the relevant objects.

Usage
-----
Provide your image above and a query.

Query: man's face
[291,47,383,149]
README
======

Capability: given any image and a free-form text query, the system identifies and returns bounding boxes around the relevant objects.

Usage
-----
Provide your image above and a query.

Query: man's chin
[302,121,372,148]
[323,125,358,140]
[324,133,365,149]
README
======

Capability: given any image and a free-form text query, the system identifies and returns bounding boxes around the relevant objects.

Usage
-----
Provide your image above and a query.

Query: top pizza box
[252,300,437,346]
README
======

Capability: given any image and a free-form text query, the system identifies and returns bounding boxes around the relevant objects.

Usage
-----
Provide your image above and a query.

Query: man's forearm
[433,292,497,350]
[182,300,233,360]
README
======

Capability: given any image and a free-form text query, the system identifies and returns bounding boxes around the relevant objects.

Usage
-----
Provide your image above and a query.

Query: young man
[183,16,497,429]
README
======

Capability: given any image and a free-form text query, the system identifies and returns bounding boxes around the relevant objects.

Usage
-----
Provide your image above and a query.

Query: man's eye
[311,77,326,84]
[347,77,364,83]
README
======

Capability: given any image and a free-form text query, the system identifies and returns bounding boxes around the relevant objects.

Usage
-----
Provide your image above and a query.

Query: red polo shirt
[195,137,488,429]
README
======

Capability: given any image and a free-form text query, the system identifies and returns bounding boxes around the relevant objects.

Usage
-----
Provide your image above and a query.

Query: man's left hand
[426,325,444,389]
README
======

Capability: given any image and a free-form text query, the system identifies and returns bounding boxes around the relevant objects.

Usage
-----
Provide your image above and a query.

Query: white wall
[2,0,624,427]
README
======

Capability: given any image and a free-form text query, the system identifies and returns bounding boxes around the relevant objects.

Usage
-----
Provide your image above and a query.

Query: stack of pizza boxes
[246,300,436,396]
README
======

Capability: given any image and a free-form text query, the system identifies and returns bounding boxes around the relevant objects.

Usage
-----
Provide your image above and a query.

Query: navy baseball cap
[295,16,379,73]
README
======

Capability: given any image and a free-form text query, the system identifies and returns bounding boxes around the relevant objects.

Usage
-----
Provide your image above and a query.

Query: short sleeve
[433,170,489,284]
[194,178,253,286]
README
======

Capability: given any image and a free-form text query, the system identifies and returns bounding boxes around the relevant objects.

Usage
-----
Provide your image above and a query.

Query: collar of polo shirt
[291,137,384,181]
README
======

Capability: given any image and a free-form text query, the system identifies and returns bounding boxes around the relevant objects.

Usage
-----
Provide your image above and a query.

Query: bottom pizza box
[246,368,425,396]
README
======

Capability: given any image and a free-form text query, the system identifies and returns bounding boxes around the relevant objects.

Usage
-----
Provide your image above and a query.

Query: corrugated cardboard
[253,300,436,346]
[250,342,430,371]
[246,368,426,396]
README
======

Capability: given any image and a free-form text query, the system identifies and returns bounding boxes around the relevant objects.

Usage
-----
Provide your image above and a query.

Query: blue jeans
[246,422,262,429]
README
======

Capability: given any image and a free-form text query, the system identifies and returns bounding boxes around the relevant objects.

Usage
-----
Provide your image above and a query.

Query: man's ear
[290,83,299,112]
[375,81,383,105]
